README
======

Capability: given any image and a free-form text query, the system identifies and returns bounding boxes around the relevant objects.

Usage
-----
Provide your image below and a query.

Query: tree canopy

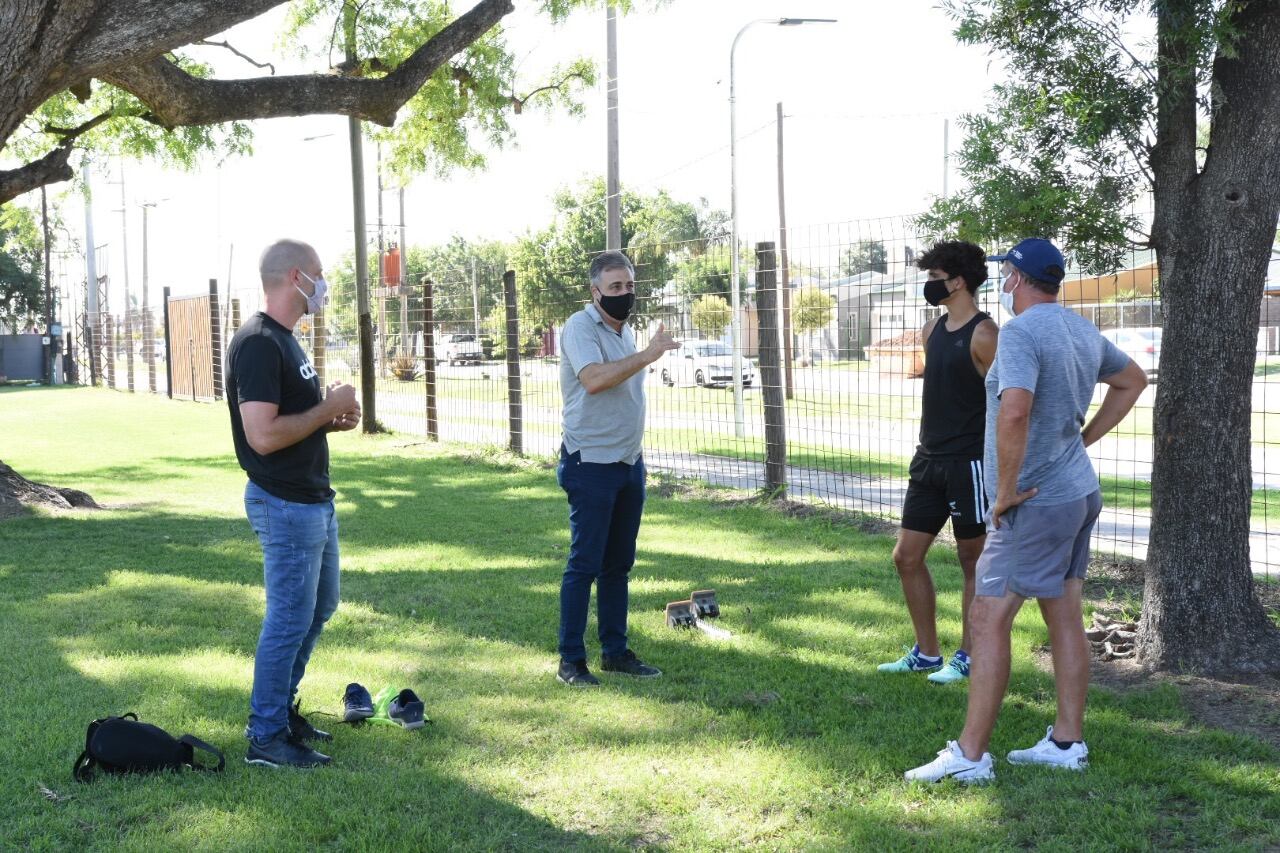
[0,0,612,205]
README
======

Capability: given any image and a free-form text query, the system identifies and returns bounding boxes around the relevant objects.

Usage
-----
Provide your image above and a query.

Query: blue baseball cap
[989,238,1066,286]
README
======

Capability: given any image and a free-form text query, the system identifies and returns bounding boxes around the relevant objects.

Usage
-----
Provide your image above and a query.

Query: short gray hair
[259,239,318,285]
[589,251,635,287]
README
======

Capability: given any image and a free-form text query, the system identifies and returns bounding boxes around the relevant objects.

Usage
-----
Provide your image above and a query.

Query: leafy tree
[923,0,1280,672]
[690,294,731,339]
[792,286,834,335]
[0,0,615,205]
[482,301,539,359]
[326,234,508,343]
[0,205,44,332]
[840,240,888,276]
[511,178,715,328]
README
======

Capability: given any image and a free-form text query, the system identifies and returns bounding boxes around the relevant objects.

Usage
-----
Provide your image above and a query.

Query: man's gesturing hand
[645,322,680,362]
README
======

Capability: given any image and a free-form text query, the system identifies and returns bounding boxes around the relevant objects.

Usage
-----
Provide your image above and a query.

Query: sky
[50,0,1007,311]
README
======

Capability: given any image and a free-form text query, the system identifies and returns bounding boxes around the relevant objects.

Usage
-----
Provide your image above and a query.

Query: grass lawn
[2,386,1277,851]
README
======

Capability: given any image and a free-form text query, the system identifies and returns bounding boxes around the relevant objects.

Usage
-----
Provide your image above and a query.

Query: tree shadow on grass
[4,449,1278,848]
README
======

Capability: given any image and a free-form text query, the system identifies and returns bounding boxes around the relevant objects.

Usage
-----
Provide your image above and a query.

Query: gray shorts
[975,490,1102,599]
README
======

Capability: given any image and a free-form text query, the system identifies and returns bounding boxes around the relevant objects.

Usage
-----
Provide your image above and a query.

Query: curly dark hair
[916,241,989,294]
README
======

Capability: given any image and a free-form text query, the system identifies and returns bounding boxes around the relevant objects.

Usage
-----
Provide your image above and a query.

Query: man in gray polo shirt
[907,238,1148,783]
[555,250,679,686]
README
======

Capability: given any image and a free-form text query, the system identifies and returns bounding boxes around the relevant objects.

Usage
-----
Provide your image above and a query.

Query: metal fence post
[423,277,438,441]
[86,319,99,387]
[162,286,173,399]
[209,278,223,400]
[756,241,787,497]
[106,313,116,389]
[503,269,523,455]
[125,308,135,392]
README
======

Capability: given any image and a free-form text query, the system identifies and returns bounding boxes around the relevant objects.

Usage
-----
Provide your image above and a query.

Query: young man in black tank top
[878,241,997,684]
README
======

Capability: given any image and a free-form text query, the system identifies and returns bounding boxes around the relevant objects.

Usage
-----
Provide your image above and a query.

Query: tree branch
[0,112,118,202]
[101,0,513,128]
[194,39,276,75]
[40,111,116,138]
[509,69,592,115]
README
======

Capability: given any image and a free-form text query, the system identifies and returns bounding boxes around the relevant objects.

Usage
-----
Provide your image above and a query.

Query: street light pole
[729,16,835,437]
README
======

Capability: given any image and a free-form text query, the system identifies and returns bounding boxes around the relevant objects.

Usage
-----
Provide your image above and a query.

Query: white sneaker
[904,741,995,784]
[1006,726,1089,770]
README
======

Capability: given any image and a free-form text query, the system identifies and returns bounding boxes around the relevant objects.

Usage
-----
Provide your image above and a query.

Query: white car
[660,340,755,388]
[438,333,482,366]
[1101,326,1161,382]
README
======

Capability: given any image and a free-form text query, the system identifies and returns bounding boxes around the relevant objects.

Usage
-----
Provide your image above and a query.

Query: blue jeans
[243,480,340,741]
[557,447,646,662]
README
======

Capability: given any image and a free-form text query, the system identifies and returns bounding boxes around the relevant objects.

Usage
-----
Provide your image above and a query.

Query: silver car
[1101,326,1161,382]
[661,340,755,388]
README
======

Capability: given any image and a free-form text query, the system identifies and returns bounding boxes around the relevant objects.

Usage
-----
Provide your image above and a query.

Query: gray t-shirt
[983,303,1131,506]
[560,304,646,464]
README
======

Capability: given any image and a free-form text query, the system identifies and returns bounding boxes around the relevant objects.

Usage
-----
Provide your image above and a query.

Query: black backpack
[73,713,225,782]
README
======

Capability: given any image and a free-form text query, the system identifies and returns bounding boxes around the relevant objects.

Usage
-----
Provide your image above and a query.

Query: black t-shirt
[918,311,990,459]
[225,312,333,503]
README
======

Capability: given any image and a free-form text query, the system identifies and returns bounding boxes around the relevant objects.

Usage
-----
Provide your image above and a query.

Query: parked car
[438,333,482,366]
[660,340,755,388]
[1100,326,1161,382]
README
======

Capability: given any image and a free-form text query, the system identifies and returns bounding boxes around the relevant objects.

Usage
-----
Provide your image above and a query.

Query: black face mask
[596,290,635,322]
[923,277,954,307]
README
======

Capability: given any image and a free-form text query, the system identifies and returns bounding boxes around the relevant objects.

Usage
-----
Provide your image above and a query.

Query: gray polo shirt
[983,302,1130,506]
[560,304,646,464]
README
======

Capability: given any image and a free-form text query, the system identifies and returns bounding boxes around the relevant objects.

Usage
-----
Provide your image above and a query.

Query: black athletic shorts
[901,453,988,540]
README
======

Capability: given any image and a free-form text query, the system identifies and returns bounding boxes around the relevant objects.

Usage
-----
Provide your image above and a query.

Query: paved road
[373,364,1280,579]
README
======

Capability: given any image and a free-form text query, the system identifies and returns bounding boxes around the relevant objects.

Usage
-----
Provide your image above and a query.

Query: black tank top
[918,311,990,458]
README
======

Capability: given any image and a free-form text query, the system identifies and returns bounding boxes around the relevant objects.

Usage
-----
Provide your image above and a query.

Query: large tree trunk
[1143,0,1280,672]
[0,459,98,518]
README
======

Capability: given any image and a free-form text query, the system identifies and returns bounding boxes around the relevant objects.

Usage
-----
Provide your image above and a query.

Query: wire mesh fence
[63,215,1280,580]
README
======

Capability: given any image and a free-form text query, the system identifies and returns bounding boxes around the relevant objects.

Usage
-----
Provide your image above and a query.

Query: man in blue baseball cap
[906,237,1149,784]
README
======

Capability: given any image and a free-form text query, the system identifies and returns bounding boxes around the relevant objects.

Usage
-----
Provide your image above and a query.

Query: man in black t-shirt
[226,238,360,769]
[877,241,997,685]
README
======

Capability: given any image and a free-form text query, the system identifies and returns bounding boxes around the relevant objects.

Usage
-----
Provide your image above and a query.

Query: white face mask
[295,270,329,315]
[1000,272,1020,316]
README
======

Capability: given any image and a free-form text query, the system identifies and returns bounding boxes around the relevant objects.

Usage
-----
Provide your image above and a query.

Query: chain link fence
[64,216,1280,579]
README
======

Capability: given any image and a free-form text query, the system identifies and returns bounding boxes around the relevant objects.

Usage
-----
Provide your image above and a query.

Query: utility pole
[943,118,950,200]
[398,182,408,354]
[41,187,53,385]
[605,2,621,251]
[140,201,158,392]
[82,160,98,318]
[346,3,376,432]
[115,159,134,391]
[776,102,794,400]
[471,258,481,336]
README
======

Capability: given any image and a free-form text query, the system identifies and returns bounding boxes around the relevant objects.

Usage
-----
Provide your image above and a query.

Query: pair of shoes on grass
[557,649,662,686]
[245,684,426,769]
[878,644,970,685]
[245,700,334,769]
[904,727,1089,785]
[343,682,427,730]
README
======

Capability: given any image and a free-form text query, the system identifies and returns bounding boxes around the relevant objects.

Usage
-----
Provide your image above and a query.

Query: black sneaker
[557,659,600,686]
[288,700,332,742]
[342,682,375,722]
[387,688,426,730]
[601,649,662,678]
[246,730,331,768]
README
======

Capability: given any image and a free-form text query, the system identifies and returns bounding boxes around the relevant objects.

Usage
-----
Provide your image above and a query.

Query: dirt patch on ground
[1028,557,1280,751]
[0,460,99,519]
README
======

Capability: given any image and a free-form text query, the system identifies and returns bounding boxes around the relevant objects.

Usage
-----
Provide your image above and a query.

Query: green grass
[2,386,1277,851]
